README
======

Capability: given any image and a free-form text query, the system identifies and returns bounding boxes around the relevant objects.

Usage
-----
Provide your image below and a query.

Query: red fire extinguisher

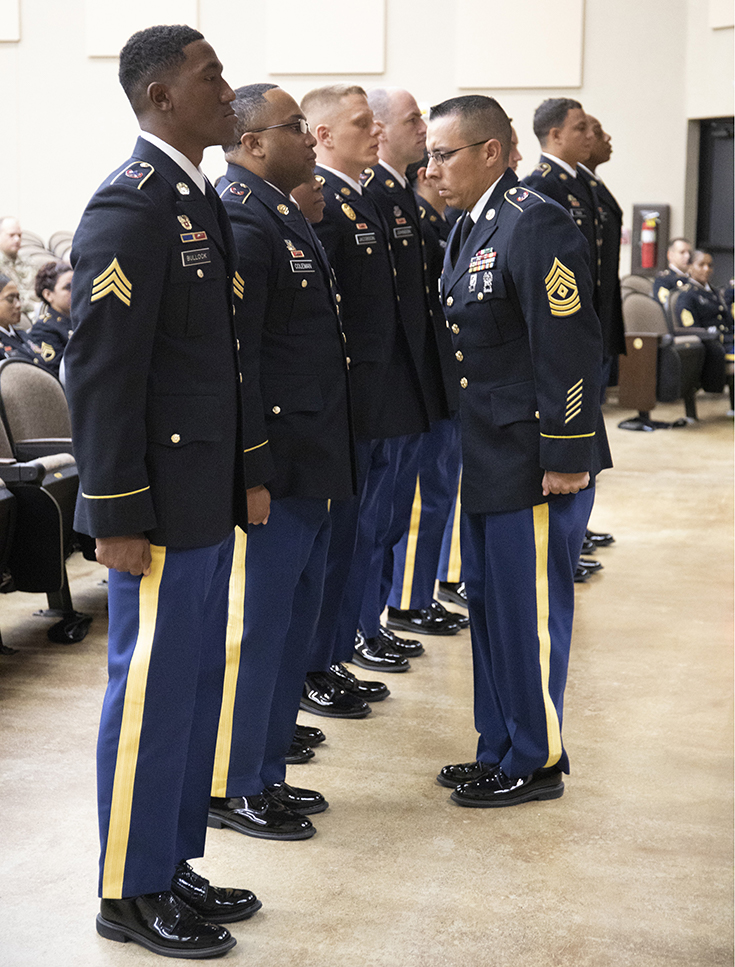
[640,213,659,269]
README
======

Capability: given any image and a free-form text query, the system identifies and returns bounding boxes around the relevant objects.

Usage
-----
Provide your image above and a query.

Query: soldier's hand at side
[541,471,590,496]
[247,485,271,525]
[96,535,152,576]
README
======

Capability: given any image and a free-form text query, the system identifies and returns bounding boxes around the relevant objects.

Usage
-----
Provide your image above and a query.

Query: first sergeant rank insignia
[545,258,580,317]
[90,257,132,307]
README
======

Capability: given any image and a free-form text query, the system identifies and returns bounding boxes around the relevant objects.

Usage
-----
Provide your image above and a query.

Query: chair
[620,274,654,297]
[0,358,72,460]
[0,473,18,653]
[617,291,705,429]
[0,397,92,643]
[48,231,73,261]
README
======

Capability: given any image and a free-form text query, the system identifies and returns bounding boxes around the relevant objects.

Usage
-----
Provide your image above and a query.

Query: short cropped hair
[34,261,72,303]
[367,88,393,123]
[0,273,11,292]
[532,98,582,145]
[301,84,367,127]
[429,95,511,163]
[118,24,203,109]
[224,83,279,154]
[667,237,692,249]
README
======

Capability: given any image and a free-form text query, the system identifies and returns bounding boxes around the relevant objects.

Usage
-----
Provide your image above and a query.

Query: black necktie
[453,213,474,267]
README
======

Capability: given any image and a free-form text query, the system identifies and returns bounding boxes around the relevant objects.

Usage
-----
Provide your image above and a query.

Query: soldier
[0,216,38,323]
[28,260,73,376]
[652,237,693,306]
[0,274,55,367]
[426,94,611,806]
[64,25,259,958]
[206,83,355,841]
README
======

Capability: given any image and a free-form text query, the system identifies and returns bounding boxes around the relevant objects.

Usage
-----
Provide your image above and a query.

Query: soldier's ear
[147,82,173,113]
[314,123,332,148]
[483,139,503,168]
[240,131,265,157]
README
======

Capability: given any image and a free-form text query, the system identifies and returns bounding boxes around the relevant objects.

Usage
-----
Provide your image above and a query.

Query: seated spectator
[653,237,692,306]
[0,274,56,368]
[0,217,39,324]
[28,261,73,376]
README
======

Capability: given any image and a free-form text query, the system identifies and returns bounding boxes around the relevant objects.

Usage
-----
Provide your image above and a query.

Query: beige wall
[0,0,731,277]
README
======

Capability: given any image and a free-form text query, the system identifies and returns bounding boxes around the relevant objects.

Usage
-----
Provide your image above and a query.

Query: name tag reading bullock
[181,248,211,267]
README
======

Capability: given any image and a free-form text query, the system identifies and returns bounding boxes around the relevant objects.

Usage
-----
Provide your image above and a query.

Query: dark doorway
[696,117,734,287]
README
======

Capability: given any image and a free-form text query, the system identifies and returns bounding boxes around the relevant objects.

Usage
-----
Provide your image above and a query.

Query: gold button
[236,339,240,350]
[197,269,204,278]
[425,286,430,294]
[343,333,347,342]
[239,374,242,382]
[455,350,463,361]
[460,377,468,388]
[33,359,38,365]
[233,307,236,315]
[402,239,409,247]
[336,294,341,302]
[272,406,281,415]
[477,292,484,300]
[346,356,351,364]
[534,411,540,420]
[366,247,373,255]
[302,279,308,288]
[446,296,454,306]
[452,324,460,334]
[393,269,397,276]
[171,433,181,443]
[423,263,428,271]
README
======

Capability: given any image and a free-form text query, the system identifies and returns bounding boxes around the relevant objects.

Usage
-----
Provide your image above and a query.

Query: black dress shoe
[451,766,564,808]
[436,760,497,788]
[437,581,468,607]
[377,625,424,657]
[171,860,262,923]
[352,631,410,672]
[208,795,315,840]
[581,538,595,554]
[285,735,315,764]
[301,671,372,718]
[328,662,390,701]
[386,605,459,636]
[430,599,469,630]
[579,557,603,573]
[574,564,590,583]
[266,781,329,815]
[97,892,236,958]
[294,723,326,745]
[585,527,615,547]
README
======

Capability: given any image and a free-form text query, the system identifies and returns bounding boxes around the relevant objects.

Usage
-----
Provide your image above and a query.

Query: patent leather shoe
[171,860,261,923]
[430,599,469,629]
[585,527,615,547]
[352,630,410,672]
[581,538,595,555]
[208,794,315,840]
[301,671,372,718]
[96,891,236,958]
[328,662,390,701]
[266,781,329,815]
[437,581,467,607]
[386,605,459,636]
[294,723,326,745]
[377,625,424,657]
[451,766,564,807]
[574,564,590,583]
[436,760,497,788]
[285,735,315,763]
[579,557,603,573]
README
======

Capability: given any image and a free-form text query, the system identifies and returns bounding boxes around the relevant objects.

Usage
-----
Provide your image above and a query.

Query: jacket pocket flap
[490,381,537,426]
[147,395,223,446]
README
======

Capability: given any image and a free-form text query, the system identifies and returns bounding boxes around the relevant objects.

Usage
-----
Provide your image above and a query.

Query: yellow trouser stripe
[210,527,248,797]
[533,504,562,768]
[445,471,463,583]
[101,545,165,898]
[399,476,422,610]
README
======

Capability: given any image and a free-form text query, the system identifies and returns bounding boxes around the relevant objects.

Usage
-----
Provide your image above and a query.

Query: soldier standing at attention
[427,95,611,806]
[64,24,260,958]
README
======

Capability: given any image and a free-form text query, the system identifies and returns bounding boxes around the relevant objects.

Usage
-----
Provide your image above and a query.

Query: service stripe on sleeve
[532,504,563,769]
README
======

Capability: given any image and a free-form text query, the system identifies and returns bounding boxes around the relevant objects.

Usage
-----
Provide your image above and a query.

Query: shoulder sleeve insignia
[227,182,252,203]
[90,257,132,307]
[657,287,669,305]
[233,271,244,300]
[361,168,375,187]
[342,203,357,221]
[112,161,155,189]
[505,187,543,211]
[419,205,426,219]
[545,258,580,317]
[535,162,552,177]
[315,174,325,186]
[680,308,695,327]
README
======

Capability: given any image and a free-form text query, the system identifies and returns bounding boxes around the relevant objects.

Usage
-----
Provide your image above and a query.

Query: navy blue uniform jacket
[312,165,429,440]
[219,164,355,501]
[65,137,248,547]
[28,306,72,375]
[441,169,612,516]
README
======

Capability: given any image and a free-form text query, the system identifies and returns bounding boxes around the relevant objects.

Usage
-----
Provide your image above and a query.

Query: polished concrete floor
[1,397,732,967]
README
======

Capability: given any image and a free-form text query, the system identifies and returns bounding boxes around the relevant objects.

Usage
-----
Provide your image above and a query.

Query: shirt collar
[469,174,504,224]
[139,131,207,195]
[542,152,577,179]
[379,159,407,189]
[318,165,363,195]
[578,163,603,185]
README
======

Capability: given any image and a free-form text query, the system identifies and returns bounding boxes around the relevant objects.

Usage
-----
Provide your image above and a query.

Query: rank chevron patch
[90,258,132,307]
[544,257,580,317]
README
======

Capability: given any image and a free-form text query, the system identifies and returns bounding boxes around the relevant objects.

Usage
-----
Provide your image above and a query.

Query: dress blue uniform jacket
[0,325,56,369]
[219,164,355,500]
[578,167,626,358]
[28,306,72,375]
[65,137,248,547]
[363,164,453,423]
[441,169,612,515]
[675,282,730,338]
[313,165,429,441]
[523,156,603,313]
[653,268,690,307]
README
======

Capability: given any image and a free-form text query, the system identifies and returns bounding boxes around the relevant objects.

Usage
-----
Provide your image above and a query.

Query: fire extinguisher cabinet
[631,203,671,276]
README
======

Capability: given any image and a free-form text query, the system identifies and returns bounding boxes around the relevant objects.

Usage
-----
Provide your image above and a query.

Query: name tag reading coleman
[355,232,377,246]
[181,247,211,267]
[290,259,315,273]
[393,226,413,239]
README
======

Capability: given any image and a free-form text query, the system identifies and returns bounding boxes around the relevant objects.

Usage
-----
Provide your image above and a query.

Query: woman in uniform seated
[0,273,54,367]
[28,260,73,377]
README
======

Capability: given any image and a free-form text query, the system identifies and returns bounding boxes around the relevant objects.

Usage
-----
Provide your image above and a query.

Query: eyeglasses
[426,140,489,165]
[250,118,310,136]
